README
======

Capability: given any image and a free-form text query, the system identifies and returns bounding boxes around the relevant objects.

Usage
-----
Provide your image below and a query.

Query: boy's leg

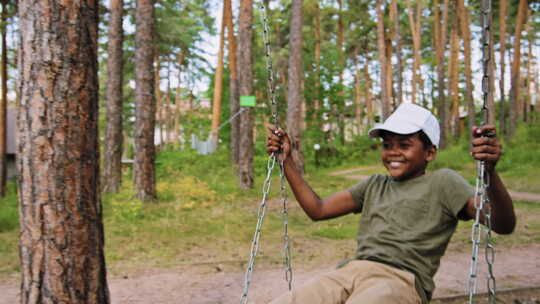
[344,261,421,304]
[269,263,360,304]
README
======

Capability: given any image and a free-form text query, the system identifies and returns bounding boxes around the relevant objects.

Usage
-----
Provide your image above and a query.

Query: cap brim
[368,121,421,138]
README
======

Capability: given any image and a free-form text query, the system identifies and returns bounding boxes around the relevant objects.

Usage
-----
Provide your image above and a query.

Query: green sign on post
[240,96,256,107]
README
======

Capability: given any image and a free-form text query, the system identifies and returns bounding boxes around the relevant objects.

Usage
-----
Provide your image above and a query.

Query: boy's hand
[471,125,502,172]
[267,125,291,162]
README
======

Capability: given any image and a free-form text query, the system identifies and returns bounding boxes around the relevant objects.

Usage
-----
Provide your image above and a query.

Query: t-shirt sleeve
[347,175,379,213]
[438,169,475,218]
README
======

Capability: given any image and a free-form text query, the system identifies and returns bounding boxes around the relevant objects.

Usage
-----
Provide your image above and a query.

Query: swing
[240,1,499,303]
[467,0,497,303]
[240,2,292,304]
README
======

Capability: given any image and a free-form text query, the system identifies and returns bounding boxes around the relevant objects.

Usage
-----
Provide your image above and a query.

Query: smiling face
[380,131,436,181]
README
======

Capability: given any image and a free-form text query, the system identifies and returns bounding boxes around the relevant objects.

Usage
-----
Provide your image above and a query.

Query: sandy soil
[1,244,539,304]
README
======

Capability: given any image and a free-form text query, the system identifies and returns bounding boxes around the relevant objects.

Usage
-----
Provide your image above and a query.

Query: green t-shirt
[348,168,475,301]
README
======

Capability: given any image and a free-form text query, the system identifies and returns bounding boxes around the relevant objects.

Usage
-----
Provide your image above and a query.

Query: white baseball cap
[368,103,440,148]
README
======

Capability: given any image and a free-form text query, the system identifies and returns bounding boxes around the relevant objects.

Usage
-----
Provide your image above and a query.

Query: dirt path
[1,245,539,304]
[1,167,538,303]
[337,167,540,202]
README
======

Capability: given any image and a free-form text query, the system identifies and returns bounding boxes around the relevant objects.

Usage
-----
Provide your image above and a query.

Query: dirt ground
[1,244,539,304]
[2,168,539,303]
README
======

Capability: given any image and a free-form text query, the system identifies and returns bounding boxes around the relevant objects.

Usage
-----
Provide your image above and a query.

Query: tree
[17,1,110,302]
[103,0,124,193]
[508,0,528,137]
[134,0,157,201]
[210,1,226,144]
[224,0,240,165]
[448,20,459,138]
[287,0,304,173]
[238,0,254,189]
[407,0,423,105]
[390,0,403,106]
[457,0,474,141]
[376,0,390,119]
[434,0,450,148]
[498,0,508,134]
[0,0,7,197]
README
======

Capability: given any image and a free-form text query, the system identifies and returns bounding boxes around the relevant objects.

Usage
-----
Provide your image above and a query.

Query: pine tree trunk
[364,60,373,126]
[525,12,533,123]
[449,23,459,139]
[173,52,184,149]
[225,0,240,165]
[238,0,254,189]
[154,54,163,147]
[314,2,321,129]
[457,0,474,141]
[17,1,110,302]
[0,0,7,197]
[165,64,172,145]
[211,3,226,143]
[390,0,403,106]
[407,0,422,105]
[337,0,346,144]
[287,0,304,174]
[434,0,449,148]
[498,0,507,134]
[103,0,124,193]
[354,55,363,135]
[509,0,527,137]
[134,0,157,201]
[376,0,390,119]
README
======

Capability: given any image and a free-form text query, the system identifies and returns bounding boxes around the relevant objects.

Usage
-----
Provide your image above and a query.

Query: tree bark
[211,2,226,143]
[134,0,157,201]
[457,0,474,141]
[103,0,124,193]
[154,53,163,147]
[364,60,374,126]
[407,0,422,105]
[17,1,110,302]
[313,2,321,129]
[287,0,304,174]
[0,0,7,197]
[434,0,449,148]
[225,0,240,165]
[238,0,254,189]
[173,52,184,149]
[498,0,507,134]
[508,0,527,137]
[390,0,403,106]
[449,23,459,139]
[376,0,390,120]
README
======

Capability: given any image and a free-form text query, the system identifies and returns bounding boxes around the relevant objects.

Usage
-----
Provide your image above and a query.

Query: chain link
[280,161,293,290]
[468,0,496,302]
[240,156,276,304]
[240,2,293,303]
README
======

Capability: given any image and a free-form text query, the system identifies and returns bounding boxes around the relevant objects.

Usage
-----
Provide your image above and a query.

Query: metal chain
[259,1,279,127]
[240,157,277,304]
[468,0,497,302]
[280,161,293,291]
[240,2,293,303]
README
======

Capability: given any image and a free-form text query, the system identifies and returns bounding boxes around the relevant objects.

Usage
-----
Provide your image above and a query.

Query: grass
[0,122,539,279]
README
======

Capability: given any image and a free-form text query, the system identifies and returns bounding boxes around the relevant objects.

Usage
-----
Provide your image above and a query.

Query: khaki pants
[269,260,421,304]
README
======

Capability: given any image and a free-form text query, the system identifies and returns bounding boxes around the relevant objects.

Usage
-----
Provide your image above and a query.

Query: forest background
[0,0,539,303]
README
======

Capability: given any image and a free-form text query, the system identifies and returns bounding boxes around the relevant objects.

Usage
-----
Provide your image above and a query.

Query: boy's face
[380,132,436,181]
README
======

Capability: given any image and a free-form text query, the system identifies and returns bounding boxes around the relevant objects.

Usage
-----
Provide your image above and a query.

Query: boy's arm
[267,126,358,221]
[463,125,516,235]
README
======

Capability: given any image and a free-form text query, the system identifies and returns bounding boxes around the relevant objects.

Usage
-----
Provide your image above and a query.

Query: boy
[266,103,515,304]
